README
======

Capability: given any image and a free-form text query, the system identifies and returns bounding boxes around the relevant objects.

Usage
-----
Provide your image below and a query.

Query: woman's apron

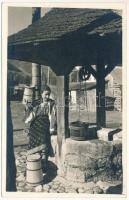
[28,105,51,156]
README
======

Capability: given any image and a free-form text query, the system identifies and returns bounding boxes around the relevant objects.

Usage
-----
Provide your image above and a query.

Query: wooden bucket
[70,121,89,141]
[26,153,43,186]
[22,86,35,105]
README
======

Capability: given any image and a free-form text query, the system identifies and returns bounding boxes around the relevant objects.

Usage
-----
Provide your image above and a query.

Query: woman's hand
[25,112,35,124]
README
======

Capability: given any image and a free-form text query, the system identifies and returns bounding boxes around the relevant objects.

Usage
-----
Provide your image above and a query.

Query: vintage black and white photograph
[2,3,127,196]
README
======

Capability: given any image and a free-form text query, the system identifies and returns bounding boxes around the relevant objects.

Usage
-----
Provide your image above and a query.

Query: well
[62,138,122,183]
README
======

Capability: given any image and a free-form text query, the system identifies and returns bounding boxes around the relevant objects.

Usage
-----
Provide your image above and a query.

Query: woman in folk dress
[25,86,56,172]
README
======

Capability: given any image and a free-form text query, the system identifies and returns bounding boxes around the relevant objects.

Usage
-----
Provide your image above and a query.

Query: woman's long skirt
[28,114,51,155]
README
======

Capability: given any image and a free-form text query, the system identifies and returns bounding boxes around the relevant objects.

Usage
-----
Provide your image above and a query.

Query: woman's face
[41,90,50,102]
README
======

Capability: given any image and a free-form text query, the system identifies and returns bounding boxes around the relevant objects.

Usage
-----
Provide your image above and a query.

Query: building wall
[74,89,96,112]
[69,69,97,112]
[107,73,122,112]
[43,66,122,112]
[113,82,122,112]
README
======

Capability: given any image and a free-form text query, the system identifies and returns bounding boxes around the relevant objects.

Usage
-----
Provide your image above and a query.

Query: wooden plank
[104,64,115,78]
[32,8,41,99]
[64,75,70,138]
[56,75,65,160]
[32,63,41,100]
[27,144,46,155]
[7,99,16,191]
[85,65,97,79]
[96,60,106,128]
[32,8,41,23]
[56,75,69,175]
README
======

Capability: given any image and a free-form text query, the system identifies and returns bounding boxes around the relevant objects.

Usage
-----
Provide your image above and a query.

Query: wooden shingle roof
[8,8,122,75]
[8,8,122,45]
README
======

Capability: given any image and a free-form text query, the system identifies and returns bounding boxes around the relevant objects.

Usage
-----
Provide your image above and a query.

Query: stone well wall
[50,127,122,185]
[62,139,122,183]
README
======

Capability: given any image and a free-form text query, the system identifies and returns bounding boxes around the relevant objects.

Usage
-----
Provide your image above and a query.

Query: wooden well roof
[9,8,121,44]
[8,8,122,75]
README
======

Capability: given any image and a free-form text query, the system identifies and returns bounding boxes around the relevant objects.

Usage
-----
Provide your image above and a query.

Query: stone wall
[50,128,122,194]
[62,138,122,183]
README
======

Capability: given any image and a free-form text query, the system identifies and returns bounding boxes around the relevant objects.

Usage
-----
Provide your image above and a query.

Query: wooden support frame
[31,8,41,100]
[32,63,41,100]
[85,65,97,79]
[96,60,106,128]
[56,75,69,175]
[56,75,69,140]
[64,75,70,138]
[104,64,115,78]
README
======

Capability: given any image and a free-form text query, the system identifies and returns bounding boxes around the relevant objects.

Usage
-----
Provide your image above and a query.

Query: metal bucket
[22,86,35,105]
[70,121,89,141]
[26,153,43,186]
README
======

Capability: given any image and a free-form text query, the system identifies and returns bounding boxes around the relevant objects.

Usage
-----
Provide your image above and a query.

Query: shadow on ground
[43,161,58,184]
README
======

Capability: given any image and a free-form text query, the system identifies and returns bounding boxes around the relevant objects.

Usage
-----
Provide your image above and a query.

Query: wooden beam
[31,8,41,101]
[32,8,41,23]
[56,75,69,175]
[64,75,70,138]
[96,60,106,128]
[6,96,16,191]
[56,75,69,142]
[32,63,41,100]
[47,67,50,85]
[85,65,97,79]
[104,64,115,78]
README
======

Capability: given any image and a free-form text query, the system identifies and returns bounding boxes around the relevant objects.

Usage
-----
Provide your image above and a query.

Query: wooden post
[96,61,106,128]
[31,8,41,101]
[32,63,41,100]
[47,67,50,85]
[64,75,70,138]
[77,70,79,82]
[6,87,16,191]
[56,75,69,175]
[32,7,41,23]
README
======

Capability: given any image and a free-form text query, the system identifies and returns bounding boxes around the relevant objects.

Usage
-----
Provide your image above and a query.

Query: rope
[78,66,91,123]
[84,80,90,123]
[78,81,82,122]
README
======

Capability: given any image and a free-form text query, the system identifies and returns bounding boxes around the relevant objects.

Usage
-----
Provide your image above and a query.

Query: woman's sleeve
[50,102,57,133]
[25,111,35,124]
[53,103,57,117]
